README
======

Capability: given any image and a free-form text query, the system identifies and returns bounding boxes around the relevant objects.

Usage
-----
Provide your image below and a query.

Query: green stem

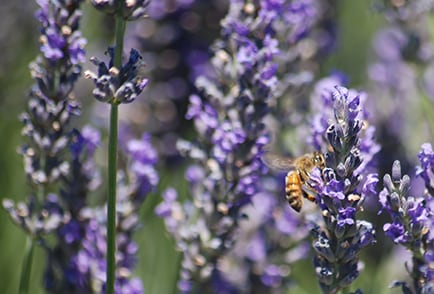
[106,10,126,294]
[19,237,35,294]
[113,14,126,70]
[107,103,119,294]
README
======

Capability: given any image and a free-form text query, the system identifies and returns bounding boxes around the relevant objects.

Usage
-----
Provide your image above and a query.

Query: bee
[263,152,325,212]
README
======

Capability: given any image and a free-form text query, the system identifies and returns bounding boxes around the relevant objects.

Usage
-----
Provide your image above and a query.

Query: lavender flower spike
[85,47,148,105]
[156,0,286,291]
[3,0,88,292]
[308,84,379,293]
[378,146,434,293]
[2,0,87,237]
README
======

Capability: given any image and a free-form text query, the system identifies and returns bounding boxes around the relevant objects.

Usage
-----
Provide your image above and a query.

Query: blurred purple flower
[368,2,434,169]
[155,1,295,291]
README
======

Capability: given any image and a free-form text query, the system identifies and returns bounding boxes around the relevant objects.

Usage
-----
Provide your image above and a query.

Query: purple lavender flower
[379,158,434,293]
[85,47,149,104]
[3,0,86,236]
[0,1,101,293]
[309,80,380,175]
[155,1,342,292]
[307,84,379,293]
[155,0,292,291]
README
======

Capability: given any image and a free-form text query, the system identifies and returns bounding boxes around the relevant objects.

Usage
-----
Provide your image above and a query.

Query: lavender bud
[327,125,342,152]
[313,234,336,263]
[336,163,346,178]
[357,221,376,247]
[383,174,395,193]
[391,160,402,183]
[315,259,334,286]
[345,149,362,173]
[399,175,411,195]
[323,167,336,182]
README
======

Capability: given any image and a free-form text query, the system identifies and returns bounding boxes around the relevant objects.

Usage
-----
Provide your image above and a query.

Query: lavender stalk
[308,83,379,293]
[2,0,86,292]
[378,145,434,293]
[86,2,149,293]
[107,101,119,294]
[107,16,125,290]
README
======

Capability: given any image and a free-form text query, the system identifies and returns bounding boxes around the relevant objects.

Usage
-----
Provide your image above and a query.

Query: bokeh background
[0,1,430,293]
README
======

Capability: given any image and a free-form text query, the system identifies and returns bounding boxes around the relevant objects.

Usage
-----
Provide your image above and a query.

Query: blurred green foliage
[0,1,403,294]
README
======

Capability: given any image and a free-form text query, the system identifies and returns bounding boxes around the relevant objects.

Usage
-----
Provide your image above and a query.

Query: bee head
[313,152,325,169]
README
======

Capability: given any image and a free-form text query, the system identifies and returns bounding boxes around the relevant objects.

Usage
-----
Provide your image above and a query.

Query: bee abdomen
[285,171,303,212]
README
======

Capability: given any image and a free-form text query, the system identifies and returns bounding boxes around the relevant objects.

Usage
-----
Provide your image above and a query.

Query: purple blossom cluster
[309,77,380,173]
[217,5,341,290]
[85,48,149,105]
[155,0,289,291]
[3,1,158,293]
[3,0,86,240]
[307,84,379,293]
[378,146,434,293]
[154,1,345,292]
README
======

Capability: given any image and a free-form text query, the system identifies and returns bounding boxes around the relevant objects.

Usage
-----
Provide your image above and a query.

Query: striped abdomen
[285,171,303,212]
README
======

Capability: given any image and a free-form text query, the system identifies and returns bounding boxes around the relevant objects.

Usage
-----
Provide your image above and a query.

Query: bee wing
[262,153,295,171]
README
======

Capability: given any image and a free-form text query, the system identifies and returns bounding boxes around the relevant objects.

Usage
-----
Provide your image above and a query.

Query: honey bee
[263,152,325,212]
